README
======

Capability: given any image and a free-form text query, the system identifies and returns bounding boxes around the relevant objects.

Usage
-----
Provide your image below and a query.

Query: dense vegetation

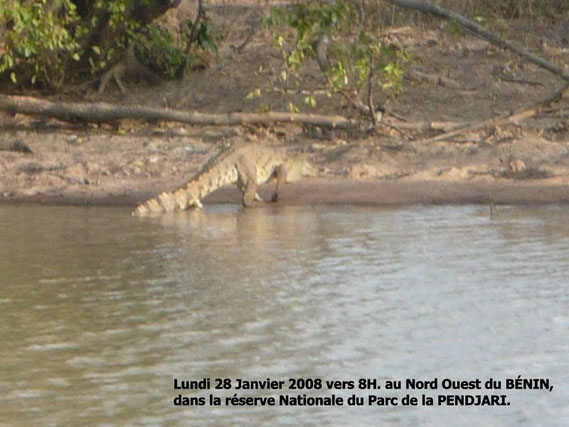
[0,0,217,90]
[1,0,568,95]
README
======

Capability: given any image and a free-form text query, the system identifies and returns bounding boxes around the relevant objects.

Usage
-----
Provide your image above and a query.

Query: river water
[0,204,567,426]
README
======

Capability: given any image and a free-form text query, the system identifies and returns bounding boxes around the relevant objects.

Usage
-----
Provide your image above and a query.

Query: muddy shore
[2,8,569,209]
[1,178,568,208]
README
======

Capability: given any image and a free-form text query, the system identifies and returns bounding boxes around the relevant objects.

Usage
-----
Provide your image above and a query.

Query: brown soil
[2,2,569,208]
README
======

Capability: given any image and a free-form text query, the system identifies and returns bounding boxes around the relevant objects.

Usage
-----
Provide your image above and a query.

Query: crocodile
[133,143,314,216]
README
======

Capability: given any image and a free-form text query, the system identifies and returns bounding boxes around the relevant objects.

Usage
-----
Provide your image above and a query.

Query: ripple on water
[0,204,567,426]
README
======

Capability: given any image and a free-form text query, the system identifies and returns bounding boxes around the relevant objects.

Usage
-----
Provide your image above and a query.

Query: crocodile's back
[133,143,288,216]
[250,145,288,183]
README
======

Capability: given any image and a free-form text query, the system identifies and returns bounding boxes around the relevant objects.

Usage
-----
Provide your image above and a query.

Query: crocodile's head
[286,157,317,182]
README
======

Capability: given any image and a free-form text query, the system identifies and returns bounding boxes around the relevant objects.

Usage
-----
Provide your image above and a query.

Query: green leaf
[304,96,317,108]
[246,88,262,99]
[287,102,299,113]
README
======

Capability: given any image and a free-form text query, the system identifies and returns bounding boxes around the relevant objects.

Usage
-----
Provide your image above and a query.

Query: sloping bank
[1,179,568,207]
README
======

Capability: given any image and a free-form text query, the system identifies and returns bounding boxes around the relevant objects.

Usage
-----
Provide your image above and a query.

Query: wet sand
[2,179,568,208]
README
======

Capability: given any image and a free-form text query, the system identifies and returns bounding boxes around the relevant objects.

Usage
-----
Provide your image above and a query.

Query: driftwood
[493,65,545,87]
[418,84,569,143]
[384,0,569,142]
[498,75,545,87]
[0,94,353,129]
[407,68,460,88]
[0,138,33,154]
[384,120,468,131]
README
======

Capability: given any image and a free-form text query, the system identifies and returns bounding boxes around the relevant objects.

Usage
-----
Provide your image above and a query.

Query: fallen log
[417,84,569,143]
[0,94,353,129]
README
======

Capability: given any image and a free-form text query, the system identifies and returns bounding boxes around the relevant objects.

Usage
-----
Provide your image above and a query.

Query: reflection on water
[0,204,568,425]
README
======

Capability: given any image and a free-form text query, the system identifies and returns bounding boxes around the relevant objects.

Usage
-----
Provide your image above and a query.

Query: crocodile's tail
[133,186,200,216]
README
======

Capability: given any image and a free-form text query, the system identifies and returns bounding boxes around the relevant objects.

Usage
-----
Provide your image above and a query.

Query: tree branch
[383,0,569,142]
[383,0,569,83]
[185,0,204,55]
[417,84,569,143]
[366,57,377,126]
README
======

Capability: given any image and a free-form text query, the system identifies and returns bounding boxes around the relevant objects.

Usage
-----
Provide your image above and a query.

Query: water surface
[0,204,567,426]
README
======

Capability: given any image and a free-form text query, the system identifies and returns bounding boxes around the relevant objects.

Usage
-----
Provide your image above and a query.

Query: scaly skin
[133,143,312,216]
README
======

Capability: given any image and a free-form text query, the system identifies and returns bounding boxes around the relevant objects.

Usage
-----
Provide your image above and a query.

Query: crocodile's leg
[173,190,188,211]
[243,181,258,207]
[271,164,288,203]
[236,158,259,207]
[238,185,262,202]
